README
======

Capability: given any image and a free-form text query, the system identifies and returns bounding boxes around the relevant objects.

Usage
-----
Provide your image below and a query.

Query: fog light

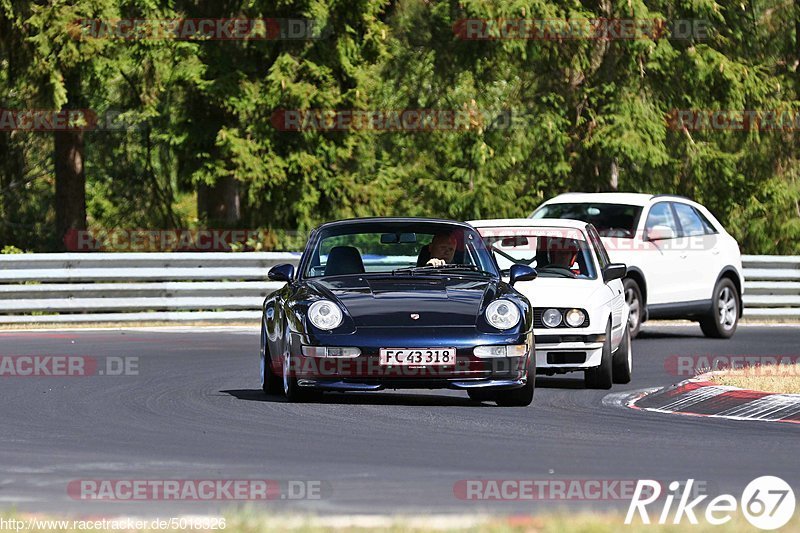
[301,346,360,357]
[326,347,361,358]
[474,344,527,358]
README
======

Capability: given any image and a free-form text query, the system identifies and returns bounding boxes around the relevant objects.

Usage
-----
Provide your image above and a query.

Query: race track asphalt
[0,324,797,517]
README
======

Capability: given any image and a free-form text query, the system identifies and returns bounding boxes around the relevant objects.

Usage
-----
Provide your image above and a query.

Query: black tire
[260,323,282,395]
[494,379,534,407]
[467,389,495,402]
[494,358,535,407]
[585,321,613,389]
[623,278,643,339]
[699,278,739,339]
[281,353,319,402]
[612,326,632,384]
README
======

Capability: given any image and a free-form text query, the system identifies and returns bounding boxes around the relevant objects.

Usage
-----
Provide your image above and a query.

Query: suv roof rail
[651,193,694,201]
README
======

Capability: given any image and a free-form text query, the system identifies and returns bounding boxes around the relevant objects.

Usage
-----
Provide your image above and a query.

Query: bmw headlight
[565,308,586,327]
[485,300,521,330]
[542,308,562,328]
[308,300,343,330]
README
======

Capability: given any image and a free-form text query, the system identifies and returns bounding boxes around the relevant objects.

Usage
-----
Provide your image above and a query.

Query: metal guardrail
[0,253,295,324]
[0,253,796,324]
[742,255,800,319]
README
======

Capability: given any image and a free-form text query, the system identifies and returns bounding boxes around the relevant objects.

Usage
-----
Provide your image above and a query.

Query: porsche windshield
[303,222,499,278]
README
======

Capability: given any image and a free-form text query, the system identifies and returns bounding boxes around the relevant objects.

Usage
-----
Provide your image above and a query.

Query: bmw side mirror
[268,263,295,282]
[509,264,537,285]
[602,263,627,283]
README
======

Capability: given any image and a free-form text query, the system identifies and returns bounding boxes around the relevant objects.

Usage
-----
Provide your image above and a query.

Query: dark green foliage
[0,0,798,253]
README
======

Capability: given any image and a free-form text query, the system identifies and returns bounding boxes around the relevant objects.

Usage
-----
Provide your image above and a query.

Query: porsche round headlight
[485,300,521,330]
[308,300,343,330]
[565,308,586,327]
[542,308,562,328]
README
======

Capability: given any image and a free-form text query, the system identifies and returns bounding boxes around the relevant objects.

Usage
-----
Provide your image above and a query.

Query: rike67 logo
[626,477,795,530]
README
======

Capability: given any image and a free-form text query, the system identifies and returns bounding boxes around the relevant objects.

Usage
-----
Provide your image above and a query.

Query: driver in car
[422,232,457,267]
[545,239,579,271]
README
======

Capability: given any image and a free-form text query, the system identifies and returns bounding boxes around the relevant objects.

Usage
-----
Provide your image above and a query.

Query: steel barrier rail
[0,253,796,323]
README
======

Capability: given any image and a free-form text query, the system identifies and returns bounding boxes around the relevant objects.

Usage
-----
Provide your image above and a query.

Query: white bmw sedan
[470,218,631,389]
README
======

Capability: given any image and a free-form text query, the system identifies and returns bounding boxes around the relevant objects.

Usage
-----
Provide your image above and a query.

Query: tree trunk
[54,69,86,250]
[197,175,241,227]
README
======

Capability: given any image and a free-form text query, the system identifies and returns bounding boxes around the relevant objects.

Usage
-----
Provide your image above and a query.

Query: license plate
[379,348,456,366]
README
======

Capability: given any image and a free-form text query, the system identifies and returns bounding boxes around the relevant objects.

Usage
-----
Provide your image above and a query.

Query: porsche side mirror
[602,263,627,283]
[509,264,537,285]
[268,263,295,282]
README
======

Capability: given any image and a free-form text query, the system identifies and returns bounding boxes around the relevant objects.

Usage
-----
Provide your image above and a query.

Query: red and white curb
[605,374,800,424]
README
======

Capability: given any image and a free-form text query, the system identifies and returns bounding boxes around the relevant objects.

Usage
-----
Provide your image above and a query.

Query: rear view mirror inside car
[501,236,528,247]
[380,232,417,244]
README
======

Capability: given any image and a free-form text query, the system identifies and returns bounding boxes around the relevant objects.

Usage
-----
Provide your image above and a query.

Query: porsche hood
[308,276,501,327]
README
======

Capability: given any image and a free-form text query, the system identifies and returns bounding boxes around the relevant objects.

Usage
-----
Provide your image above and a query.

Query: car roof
[314,217,473,231]
[541,192,655,206]
[469,218,589,230]
[540,192,703,207]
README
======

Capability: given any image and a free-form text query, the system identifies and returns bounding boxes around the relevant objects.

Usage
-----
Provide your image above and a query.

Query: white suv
[531,193,744,338]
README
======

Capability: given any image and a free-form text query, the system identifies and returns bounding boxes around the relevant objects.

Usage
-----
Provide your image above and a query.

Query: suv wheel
[700,278,739,339]
[623,278,643,338]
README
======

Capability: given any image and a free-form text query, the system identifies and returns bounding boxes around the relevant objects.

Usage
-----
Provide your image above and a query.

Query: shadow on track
[534,376,586,389]
[221,389,487,407]
[637,326,704,339]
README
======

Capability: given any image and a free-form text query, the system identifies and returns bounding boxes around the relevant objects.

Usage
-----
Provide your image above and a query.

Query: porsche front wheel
[260,324,282,395]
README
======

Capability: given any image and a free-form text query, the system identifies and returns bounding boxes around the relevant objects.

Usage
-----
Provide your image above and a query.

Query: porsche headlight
[565,308,586,327]
[308,300,343,330]
[485,300,521,330]
[542,308,562,328]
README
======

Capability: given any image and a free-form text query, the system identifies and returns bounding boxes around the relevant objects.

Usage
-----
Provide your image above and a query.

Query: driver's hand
[426,258,446,267]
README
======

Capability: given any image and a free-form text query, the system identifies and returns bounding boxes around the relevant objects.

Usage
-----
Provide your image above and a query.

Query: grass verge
[708,363,800,394]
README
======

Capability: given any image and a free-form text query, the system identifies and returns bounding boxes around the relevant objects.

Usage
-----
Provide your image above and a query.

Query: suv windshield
[532,203,642,238]
[303,221,499,278]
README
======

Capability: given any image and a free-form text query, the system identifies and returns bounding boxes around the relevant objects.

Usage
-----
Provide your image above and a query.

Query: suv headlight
[308,300,343,330]
[542,308,562,328]
[485,300,521,330]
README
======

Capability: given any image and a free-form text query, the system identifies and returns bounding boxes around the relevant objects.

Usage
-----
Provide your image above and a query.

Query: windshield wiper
[391,265,439,275]
[435,264,495,276]
[391,264,495,277]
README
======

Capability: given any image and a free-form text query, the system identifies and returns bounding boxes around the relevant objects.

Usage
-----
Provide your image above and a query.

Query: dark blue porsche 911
[260,218,538,405]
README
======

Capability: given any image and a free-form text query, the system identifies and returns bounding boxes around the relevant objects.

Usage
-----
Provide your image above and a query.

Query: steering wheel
[540,265,577,278]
